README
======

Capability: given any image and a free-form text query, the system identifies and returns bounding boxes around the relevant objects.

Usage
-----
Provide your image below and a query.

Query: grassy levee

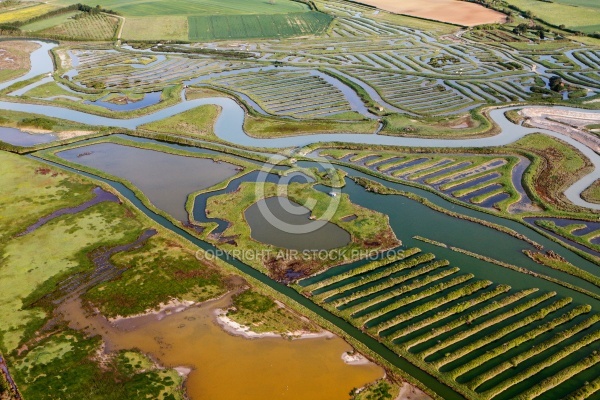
[536,220,600,253]
[314,253,437,300]
[445,244,600,301]
[358,274,475,327]
[581,179,600,205]
[330,167,544,250]
[320,68,383,114]
[480,329,600,399]
[451,181,497,198]
[343,268,463,319]
[510,134,594,214]
[377,158,415,172]
[449,304,592,379]
[418,292,555,359]
[300,248,419,293]
[365,155,397,167]
[410,160,466,181]
[391,285,511,342]
[374,280,493,336]
[524,250,600,289]
[403,289,539,350]
[468,314,600,391]
[429,296,574,369]
[18,84,184,119]
[244,113,379,137]
[346,167,600,268]
[391,158,453,177]
[137,103,220,140]
[564,375,600,399]
[205,181,400,276]
[329,260,451,307]
[440,172,497,191]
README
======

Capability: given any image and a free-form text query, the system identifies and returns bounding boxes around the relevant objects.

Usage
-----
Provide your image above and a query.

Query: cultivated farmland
[20,11,79,32]
[45,0,328,41]
[503,0,600,34]
[122,16,188,41]
[39,13,118,40]
[349,0,506,27]
[0,3,56,23]
[188,12,332,41]
[49,0,310,16]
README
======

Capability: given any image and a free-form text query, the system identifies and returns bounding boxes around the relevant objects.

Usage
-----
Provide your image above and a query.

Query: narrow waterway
[2,41,599,209]
[33,155,469,400]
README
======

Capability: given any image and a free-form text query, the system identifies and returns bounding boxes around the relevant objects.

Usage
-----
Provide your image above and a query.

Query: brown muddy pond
[58,295,382,400]
[245,196,351,251]
[57,143,239,221]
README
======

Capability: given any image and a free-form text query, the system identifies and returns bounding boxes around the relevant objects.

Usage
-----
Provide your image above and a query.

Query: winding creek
[3,40,600,400]
[3,41,600,209]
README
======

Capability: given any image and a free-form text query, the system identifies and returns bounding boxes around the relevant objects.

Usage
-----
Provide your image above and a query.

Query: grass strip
[449,304,591,379]
[391,285,511,342]
[342,268,461,319]
[431,297,573,369]
[329,260,449,307]
[419,291,555,359]
[374,280,493,336]
[480,328,600,399]
[301,248,419,292]
[468,314,600,391]
[358,274,474,326]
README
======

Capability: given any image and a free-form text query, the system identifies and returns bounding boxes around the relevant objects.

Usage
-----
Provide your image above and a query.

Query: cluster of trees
[77,4,118,15]
[513,23,548,39]
[0,24,20,34]
[549,76,563,92]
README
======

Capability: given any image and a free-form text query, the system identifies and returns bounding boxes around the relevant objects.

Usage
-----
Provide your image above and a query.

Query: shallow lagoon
[0,127,56,146]
[57,142,239,221]
[59,294,383,400]
[245,196,351,251]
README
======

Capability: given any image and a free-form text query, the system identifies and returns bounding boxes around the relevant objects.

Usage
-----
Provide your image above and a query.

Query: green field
[504,0,600,33]
[20,11,78,31]
[188,11,332,40]
[49,0,309,16]
[43,0,328,40]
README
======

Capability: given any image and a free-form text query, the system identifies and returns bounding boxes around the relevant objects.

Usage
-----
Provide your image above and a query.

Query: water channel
[3,40,600,400]
[2,41,599,209]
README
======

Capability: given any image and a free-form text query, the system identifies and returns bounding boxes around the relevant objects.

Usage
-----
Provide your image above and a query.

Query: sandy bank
[342,351,371,365]
[214,308,335,340]
[109,298,197,324]
[21,127,95,140]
